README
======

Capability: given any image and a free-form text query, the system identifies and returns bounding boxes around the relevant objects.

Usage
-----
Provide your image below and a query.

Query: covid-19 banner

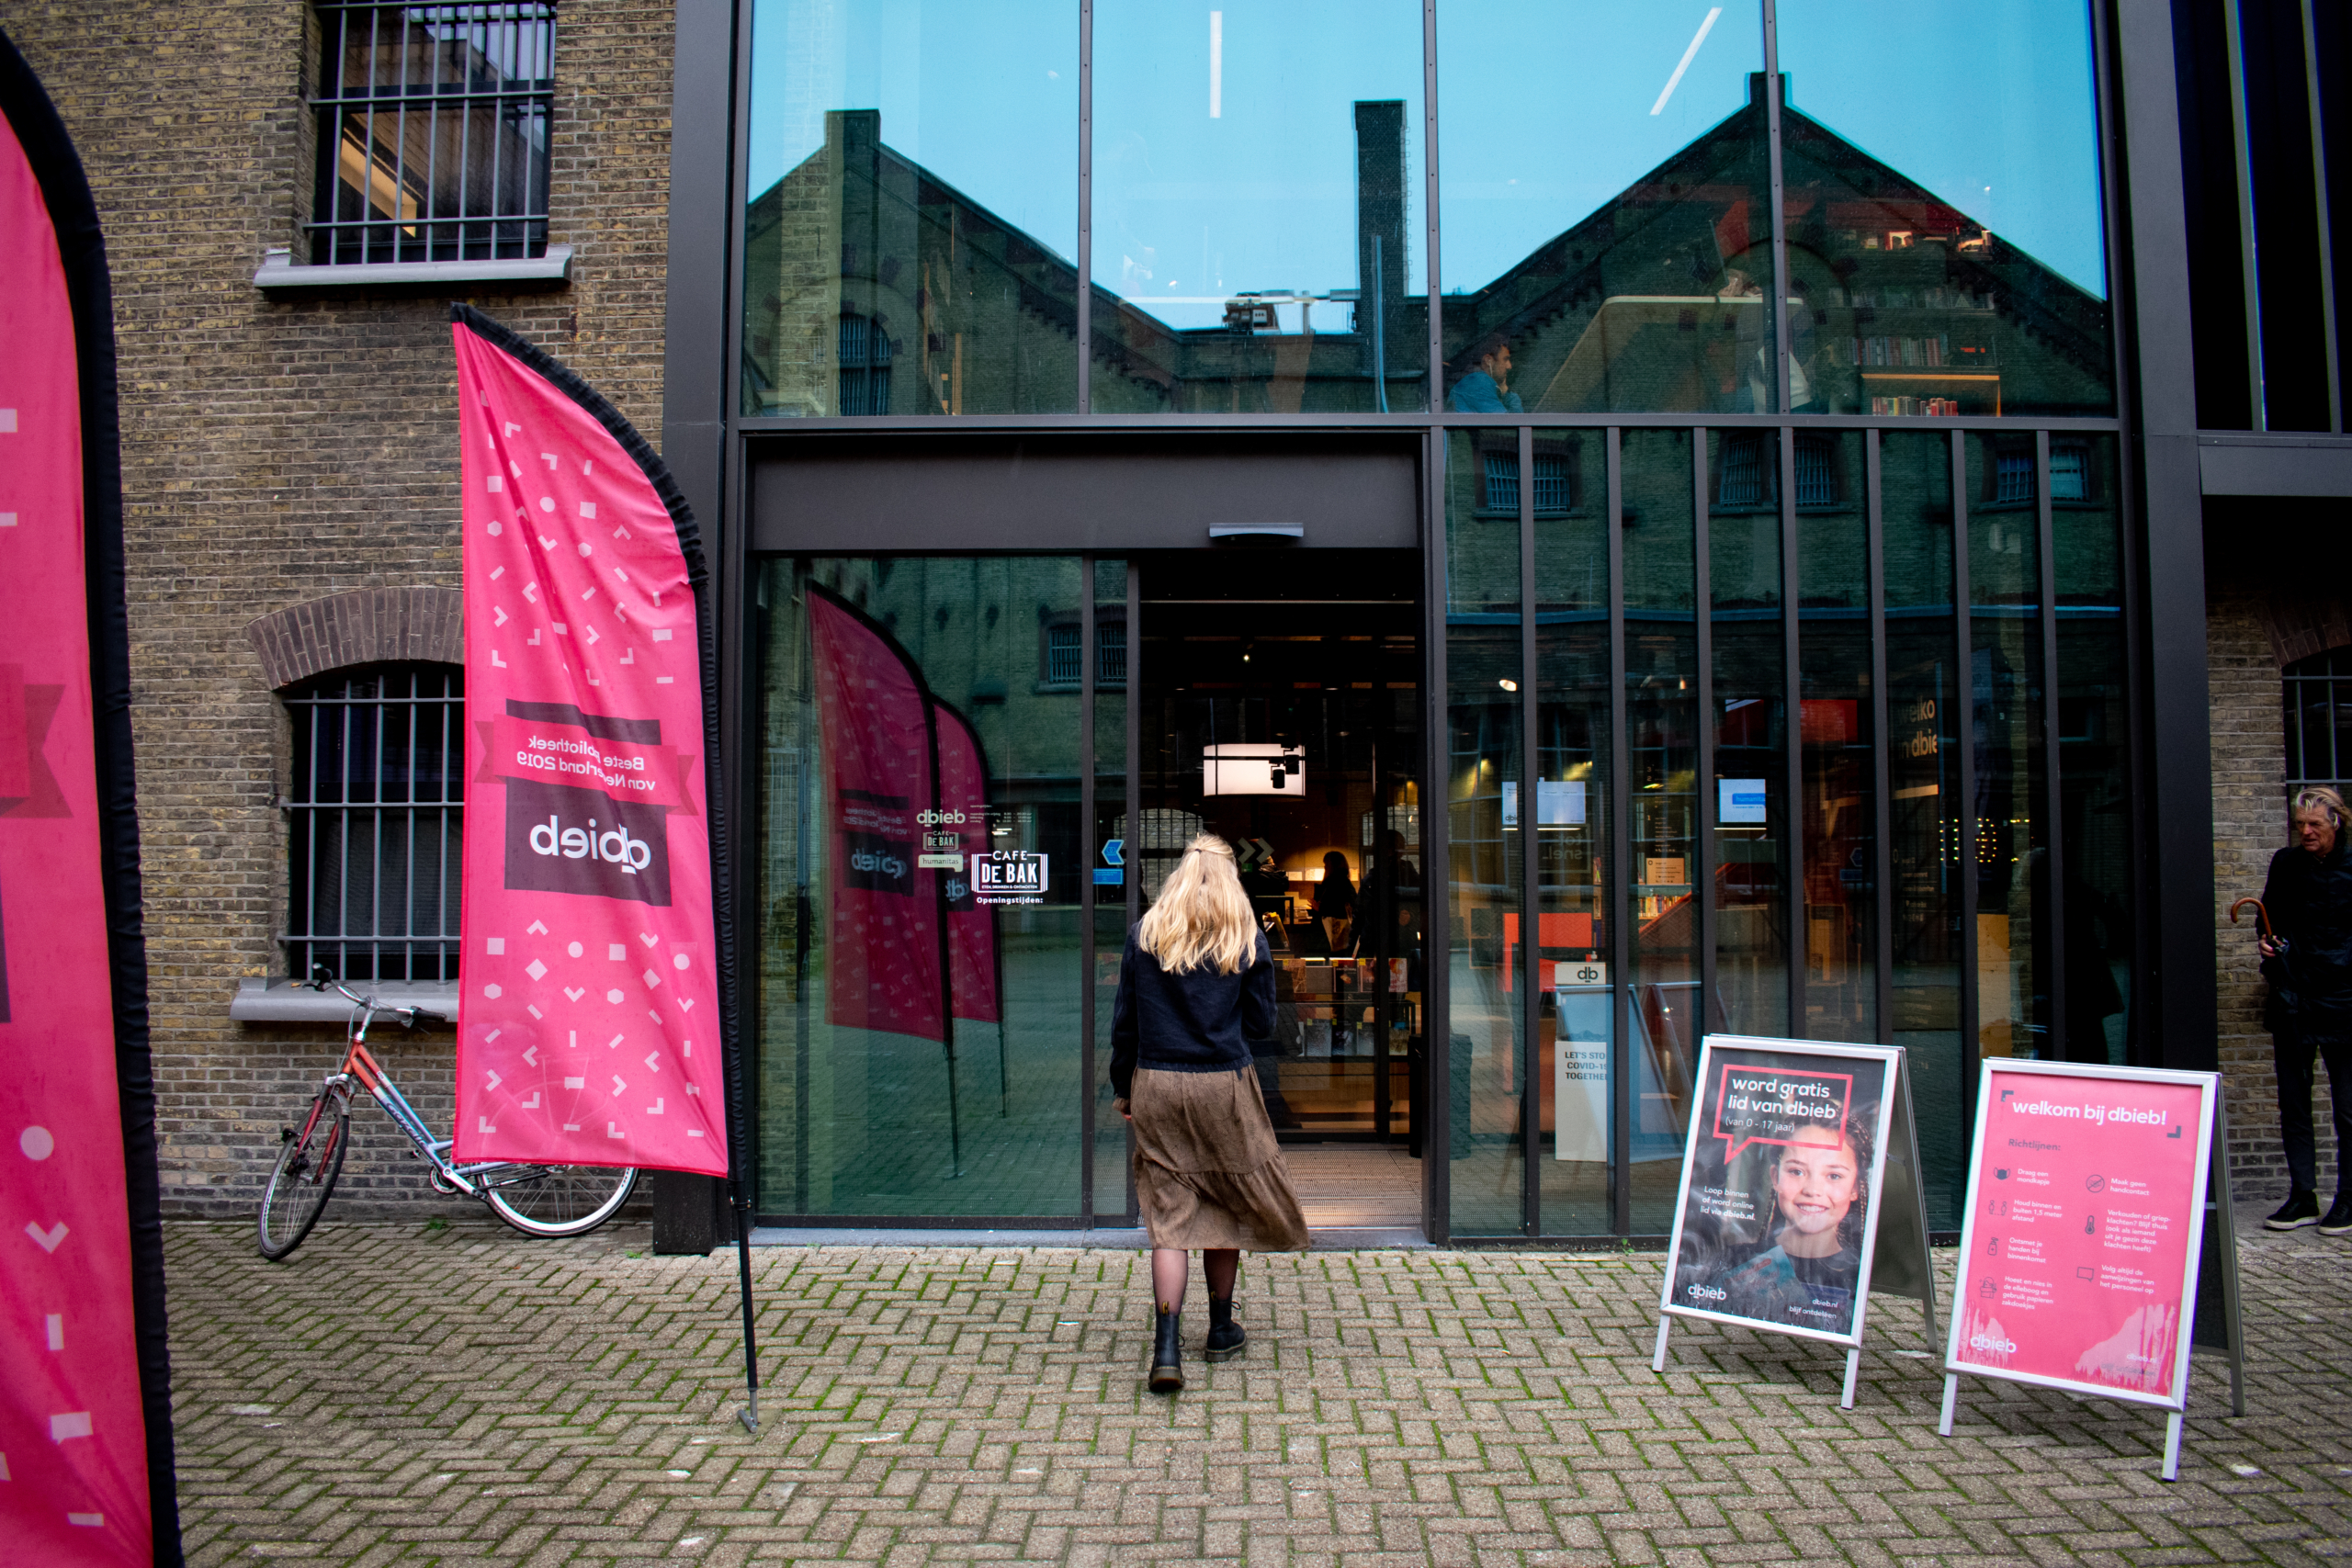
[450,306,728,1176]
[1,28,181,1565]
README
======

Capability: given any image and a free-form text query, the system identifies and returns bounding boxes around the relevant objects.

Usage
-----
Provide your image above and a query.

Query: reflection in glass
[1780,2,2112,416]
[1437,3,1773,414]
[1965,434,2047,1060]
[1880,431,1962,1223]
[1709,432,1789,1033]
[1091,0,1427,412]
[1618,431,1700,1232]
[740,0,1079,416]
[1795,432,1875,1040]
[755,557,1090,1216]
[1532,432,1610,1235]
[2050,438,2132,1063]
[1445,431,1525,1235]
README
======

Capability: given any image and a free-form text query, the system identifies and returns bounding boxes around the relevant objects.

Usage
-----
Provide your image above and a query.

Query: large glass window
[1779,2,2113,416]
[740,1,1080,416]
[1438,3,1773,415]
[1966,433,2048,1060]
[1880,430,1963,1221]
[755,557,1101,1216]
[1445,430,1525,1235]
[2051,437,2132,1063]
[1619,430,1700,1232]
[1795,431,1875,1040]
[1532,430,1611,1235]
[1708,431,1790,1033]
[1091,0,1427,412]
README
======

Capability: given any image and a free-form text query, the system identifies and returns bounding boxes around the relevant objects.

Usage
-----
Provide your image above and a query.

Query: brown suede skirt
[1123,1066,1310,1252]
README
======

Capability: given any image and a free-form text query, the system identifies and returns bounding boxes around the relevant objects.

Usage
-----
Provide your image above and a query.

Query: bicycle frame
[321,993,553,1202]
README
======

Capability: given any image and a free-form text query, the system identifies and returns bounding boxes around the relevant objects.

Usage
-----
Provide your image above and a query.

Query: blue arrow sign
[1102,838,1125,866]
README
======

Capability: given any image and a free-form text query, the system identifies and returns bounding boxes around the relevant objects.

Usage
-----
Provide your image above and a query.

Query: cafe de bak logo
[974,849,1047,905]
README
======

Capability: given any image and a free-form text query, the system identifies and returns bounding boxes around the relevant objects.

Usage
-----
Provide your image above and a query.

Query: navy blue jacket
[1109,928,1277,1100]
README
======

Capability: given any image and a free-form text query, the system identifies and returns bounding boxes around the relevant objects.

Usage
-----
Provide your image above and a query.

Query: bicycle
[257,965,639,1259]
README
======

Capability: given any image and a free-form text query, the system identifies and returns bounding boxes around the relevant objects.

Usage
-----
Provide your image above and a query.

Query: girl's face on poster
[1773,1125,1860,1253]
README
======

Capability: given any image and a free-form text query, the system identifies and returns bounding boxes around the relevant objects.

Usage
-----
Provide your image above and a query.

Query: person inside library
[1696,1114,1872,1337]
[1449,333,1521,412]
[2256,785,2352,1235]
[1110,834,1310,1393]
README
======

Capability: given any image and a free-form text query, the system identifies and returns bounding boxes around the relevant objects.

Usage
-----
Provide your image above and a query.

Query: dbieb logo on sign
[975,850,1047,904]
[495,701,678,906]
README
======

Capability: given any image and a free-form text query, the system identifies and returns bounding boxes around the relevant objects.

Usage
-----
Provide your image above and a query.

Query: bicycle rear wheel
[482,1164,639,1237]
[257,1095,348,1260]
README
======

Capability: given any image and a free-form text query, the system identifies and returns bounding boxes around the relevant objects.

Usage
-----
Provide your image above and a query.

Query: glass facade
[732,5,2133,1244]
[740,2,2110,420]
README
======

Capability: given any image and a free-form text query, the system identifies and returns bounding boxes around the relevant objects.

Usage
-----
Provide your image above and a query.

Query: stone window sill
[253,245,573,293]
[231,977,458,1026]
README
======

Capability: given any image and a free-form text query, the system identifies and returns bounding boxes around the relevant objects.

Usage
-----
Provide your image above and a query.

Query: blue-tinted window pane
[741,0,1080,416]
[1780,2,2113,417]
[1439,2,1773,414]
[1091,1,1427,413]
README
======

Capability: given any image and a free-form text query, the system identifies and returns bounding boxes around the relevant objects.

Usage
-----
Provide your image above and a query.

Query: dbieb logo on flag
[450,306,728,1176]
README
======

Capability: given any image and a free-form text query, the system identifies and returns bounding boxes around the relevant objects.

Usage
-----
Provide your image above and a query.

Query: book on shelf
[1868,395,1962,416]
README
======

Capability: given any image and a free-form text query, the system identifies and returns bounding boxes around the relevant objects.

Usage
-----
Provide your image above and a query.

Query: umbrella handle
[2229,897,2275,942]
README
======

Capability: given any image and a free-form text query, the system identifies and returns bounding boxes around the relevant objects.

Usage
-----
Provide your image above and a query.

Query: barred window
[1046,623,1083,684]
[1481,453,1571,514]
[1097,619,1128,684]
[311,3,555,265]
[1792,432,1838,509]
[1995,450,2036,505]
[2050,442,2089,502]
[2285,649,2352,795]
[839,313,894,415]
[287,666,464,983]
[1716,433,1772,509]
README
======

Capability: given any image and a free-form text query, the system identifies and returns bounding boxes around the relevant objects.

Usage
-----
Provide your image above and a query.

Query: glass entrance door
[1131,552,1424,1154]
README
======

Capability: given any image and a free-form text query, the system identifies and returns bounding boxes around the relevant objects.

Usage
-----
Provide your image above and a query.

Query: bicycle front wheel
[257,1096,348,1260]
[482,1164,639,1238]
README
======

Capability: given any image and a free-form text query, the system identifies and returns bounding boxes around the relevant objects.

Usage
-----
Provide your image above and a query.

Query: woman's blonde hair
[1136,834,1258,975]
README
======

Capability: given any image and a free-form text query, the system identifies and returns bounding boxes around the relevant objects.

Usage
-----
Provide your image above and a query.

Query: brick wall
[2208,543,2334,1201]
[1,0,674,1214]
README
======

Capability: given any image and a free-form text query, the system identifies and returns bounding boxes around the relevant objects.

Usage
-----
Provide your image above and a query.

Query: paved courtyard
[164,1218,2351,1565]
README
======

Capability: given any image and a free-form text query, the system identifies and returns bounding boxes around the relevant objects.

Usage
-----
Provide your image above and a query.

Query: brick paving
[164,1220,2352,1565]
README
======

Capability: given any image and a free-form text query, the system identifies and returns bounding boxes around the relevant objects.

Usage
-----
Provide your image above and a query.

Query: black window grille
[1793,432,1838,508]
[1996,449,2036,504]
[287,666,464,983]
[1098,621,1128,683]
[1046,624,1083,683]
[2285,648,2352,795]
[1481,452,1571,513]
[838,314,894,414]
[1482,452,1518,513]
[2051,442,2088,502]
[311,3,555,265]
[1716,433,1772,508]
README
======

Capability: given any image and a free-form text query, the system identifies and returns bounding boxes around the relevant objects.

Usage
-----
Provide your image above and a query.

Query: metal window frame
[308,0,557,265]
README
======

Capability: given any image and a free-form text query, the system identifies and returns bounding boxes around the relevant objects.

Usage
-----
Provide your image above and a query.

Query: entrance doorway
[1133,550,1423,1228]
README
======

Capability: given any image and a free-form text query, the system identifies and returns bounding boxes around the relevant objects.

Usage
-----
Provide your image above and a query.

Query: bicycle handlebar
[307,965,447,1032]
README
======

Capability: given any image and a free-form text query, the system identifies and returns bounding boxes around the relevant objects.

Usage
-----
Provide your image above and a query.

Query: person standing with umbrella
[2257,786,2352,1234]
[1111,835,1311,1393]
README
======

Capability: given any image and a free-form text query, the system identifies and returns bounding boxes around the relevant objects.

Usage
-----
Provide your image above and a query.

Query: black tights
[1152,1247,1238,1313]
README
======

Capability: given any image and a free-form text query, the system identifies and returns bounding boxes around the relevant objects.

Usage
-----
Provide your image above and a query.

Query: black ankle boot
[1148,1308,1184,1393]
[1204,1295,1247,1362]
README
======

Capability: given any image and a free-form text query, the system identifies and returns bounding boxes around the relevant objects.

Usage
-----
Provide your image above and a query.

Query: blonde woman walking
[1111,834,1309,1393]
